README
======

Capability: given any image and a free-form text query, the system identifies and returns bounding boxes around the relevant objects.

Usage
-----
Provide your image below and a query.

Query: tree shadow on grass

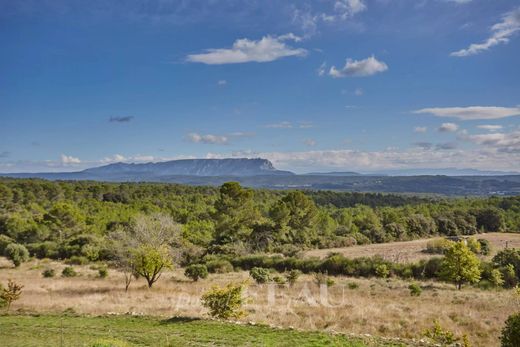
[160,316,201,325]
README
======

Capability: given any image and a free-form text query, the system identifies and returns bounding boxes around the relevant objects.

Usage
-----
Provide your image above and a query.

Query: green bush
[272,275,286,285]
[201,282,247,319]
[314,272,334,286]
[249,267,271,284]
[98,267,108,278]
[42,268,55,278]
[424,238,452,254]
[347,282,359,289]
[285,270,301,286]
[0,235,14,254]
[65,256,89,265]
[478,239,491,256]
[206,259,233,274]
[184,264,209,281]
[62,266,77,277]
[501,313,520,347]
[4,243,30,267]
[375,264,390,278]
[423,320,457,345]
[408,283,422,296]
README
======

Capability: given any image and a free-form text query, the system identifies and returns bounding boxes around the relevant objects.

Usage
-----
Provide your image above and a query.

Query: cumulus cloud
[414,126,427,133]
[329,56,388,78]
[451,7,520,57]
[109,116,134,123]
[186,34,307,64]
[414,142,433,149]
[186,133,229,145]
[477,124,503,131]
[462,130,520,153]
[217,80,227,86]
[334,0,367,20]
[354,88,364,96]
[438,122,459,132]
[317,62,327,76]
[413,106,520,120]
[60,154,81,165]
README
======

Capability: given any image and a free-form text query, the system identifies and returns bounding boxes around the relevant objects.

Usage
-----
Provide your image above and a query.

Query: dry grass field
[304,232,520,263]
[1,255,518,346]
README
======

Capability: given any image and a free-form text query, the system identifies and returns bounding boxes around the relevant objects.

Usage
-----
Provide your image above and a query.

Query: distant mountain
[0,158,294,181]
[306,171,362,176]
[364,168,520,176]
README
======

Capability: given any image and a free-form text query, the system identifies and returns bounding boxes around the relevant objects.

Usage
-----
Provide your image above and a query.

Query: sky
[1,0,519,174]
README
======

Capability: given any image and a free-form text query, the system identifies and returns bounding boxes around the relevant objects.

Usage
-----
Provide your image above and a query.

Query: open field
[0,314,391,347]
[0,258,517,346]
[304,232,520,263]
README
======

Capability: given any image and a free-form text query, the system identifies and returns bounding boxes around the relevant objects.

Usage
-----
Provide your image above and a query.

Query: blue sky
[1,0,519,173]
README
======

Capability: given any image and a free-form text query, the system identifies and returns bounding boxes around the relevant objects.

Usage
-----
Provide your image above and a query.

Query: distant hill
[305,171,362,176]
[2,158,520,196]
[365,168,520,176]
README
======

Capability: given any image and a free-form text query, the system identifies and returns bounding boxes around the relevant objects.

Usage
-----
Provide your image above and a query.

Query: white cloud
[329,56,388,78]
[265,121,293,129]
[186,34,307,65]
[186,133,229,145]
[317,62,327,76]
[413,106,520,120]
[414,126,427,133]
[451,7,520,57]
[462,130,520,153]
[304,139,317,147]
[445,0,472,4]
[217,80,227,86]
[477,124,503,131]
[334,0,367,20]
[438,122,459,132]
[60,154,81,165]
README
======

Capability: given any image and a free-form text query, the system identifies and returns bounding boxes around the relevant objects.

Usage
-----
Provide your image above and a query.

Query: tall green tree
[213,182,259,244]
[440,241,481,290]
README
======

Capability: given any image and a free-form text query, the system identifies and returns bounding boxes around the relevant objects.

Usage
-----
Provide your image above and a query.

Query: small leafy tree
[201,282,247,319]
[501,313,520,347]
[440,241,481,290]
[42,268,55,278]
[0,279,23,312]
[4,243,29,267]
[184,264,208,282]
[490,268,505,287]
[249,267,271,284]
[132,245,172,288]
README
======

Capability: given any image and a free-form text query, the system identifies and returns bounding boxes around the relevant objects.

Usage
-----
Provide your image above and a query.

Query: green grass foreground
[0,314,407,347]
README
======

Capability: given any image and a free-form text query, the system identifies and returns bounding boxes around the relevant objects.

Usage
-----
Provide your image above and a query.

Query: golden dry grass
[0,257,517,346]
[304,232,520,263]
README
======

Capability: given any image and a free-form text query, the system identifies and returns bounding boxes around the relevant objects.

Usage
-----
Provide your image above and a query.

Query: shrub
[467,237,482,254]
[347,282,359,290]
[184,264,209,281]
[206,259,233,274]
[285,270,301,286]
[501,313,520,347]
[272,275,286,285]
[249,267,271,284]
[65,256,89,265]
[423,320,457,345]
[98,267,108,279]
[0,235,14,254]
[425,238,452,254]
[314,272,334,287]
[375,264,390,278]
[0,279,23,312]
[408,283,422,296]
[62,266,77,277]
[42,268,55,278]
[4,243,30,267]
[201,282,247,319]
[490,268,504,287]
[478,239,491,256]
